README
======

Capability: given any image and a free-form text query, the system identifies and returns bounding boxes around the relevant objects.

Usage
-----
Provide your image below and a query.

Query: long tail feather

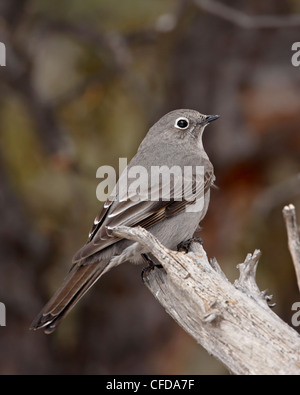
[30,259,109,334]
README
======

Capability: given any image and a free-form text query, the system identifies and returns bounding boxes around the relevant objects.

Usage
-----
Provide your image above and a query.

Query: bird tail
[30,259,109,334]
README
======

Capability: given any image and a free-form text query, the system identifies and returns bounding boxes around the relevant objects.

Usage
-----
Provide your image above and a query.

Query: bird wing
[72,160,214,263]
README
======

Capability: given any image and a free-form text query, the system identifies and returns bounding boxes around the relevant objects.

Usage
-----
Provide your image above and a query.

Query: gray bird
[30,109,218,334]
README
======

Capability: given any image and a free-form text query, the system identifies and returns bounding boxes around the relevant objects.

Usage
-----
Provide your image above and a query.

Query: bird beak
[200,114,219,126]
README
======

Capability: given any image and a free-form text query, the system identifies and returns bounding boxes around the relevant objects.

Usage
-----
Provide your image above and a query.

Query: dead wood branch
[112,225,300,375]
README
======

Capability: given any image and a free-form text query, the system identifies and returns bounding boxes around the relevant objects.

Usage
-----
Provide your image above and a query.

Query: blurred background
[0,0,299,374]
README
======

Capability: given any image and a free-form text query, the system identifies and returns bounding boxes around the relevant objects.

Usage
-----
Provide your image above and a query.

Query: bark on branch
[112,225,300,375]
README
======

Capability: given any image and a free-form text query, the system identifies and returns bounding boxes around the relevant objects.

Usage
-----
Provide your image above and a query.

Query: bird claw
[141,253,163,282]
[177,237,204,253]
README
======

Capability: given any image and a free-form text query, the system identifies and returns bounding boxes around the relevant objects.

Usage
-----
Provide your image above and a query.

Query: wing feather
[72,160,214,263]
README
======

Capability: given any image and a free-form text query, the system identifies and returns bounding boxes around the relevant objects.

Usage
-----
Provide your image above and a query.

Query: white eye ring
[175,117,189,130]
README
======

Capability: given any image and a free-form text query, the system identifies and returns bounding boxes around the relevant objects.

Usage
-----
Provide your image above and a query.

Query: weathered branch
[195,0,300,29]
[112,225,300,375]
[283,204,300,292]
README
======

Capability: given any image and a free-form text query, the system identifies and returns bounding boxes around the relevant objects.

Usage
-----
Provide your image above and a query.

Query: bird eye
[175,117,189,129]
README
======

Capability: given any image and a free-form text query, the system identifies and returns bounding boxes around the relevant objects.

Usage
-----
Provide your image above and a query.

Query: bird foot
[177,237,203,253]
[141,253,163,282]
